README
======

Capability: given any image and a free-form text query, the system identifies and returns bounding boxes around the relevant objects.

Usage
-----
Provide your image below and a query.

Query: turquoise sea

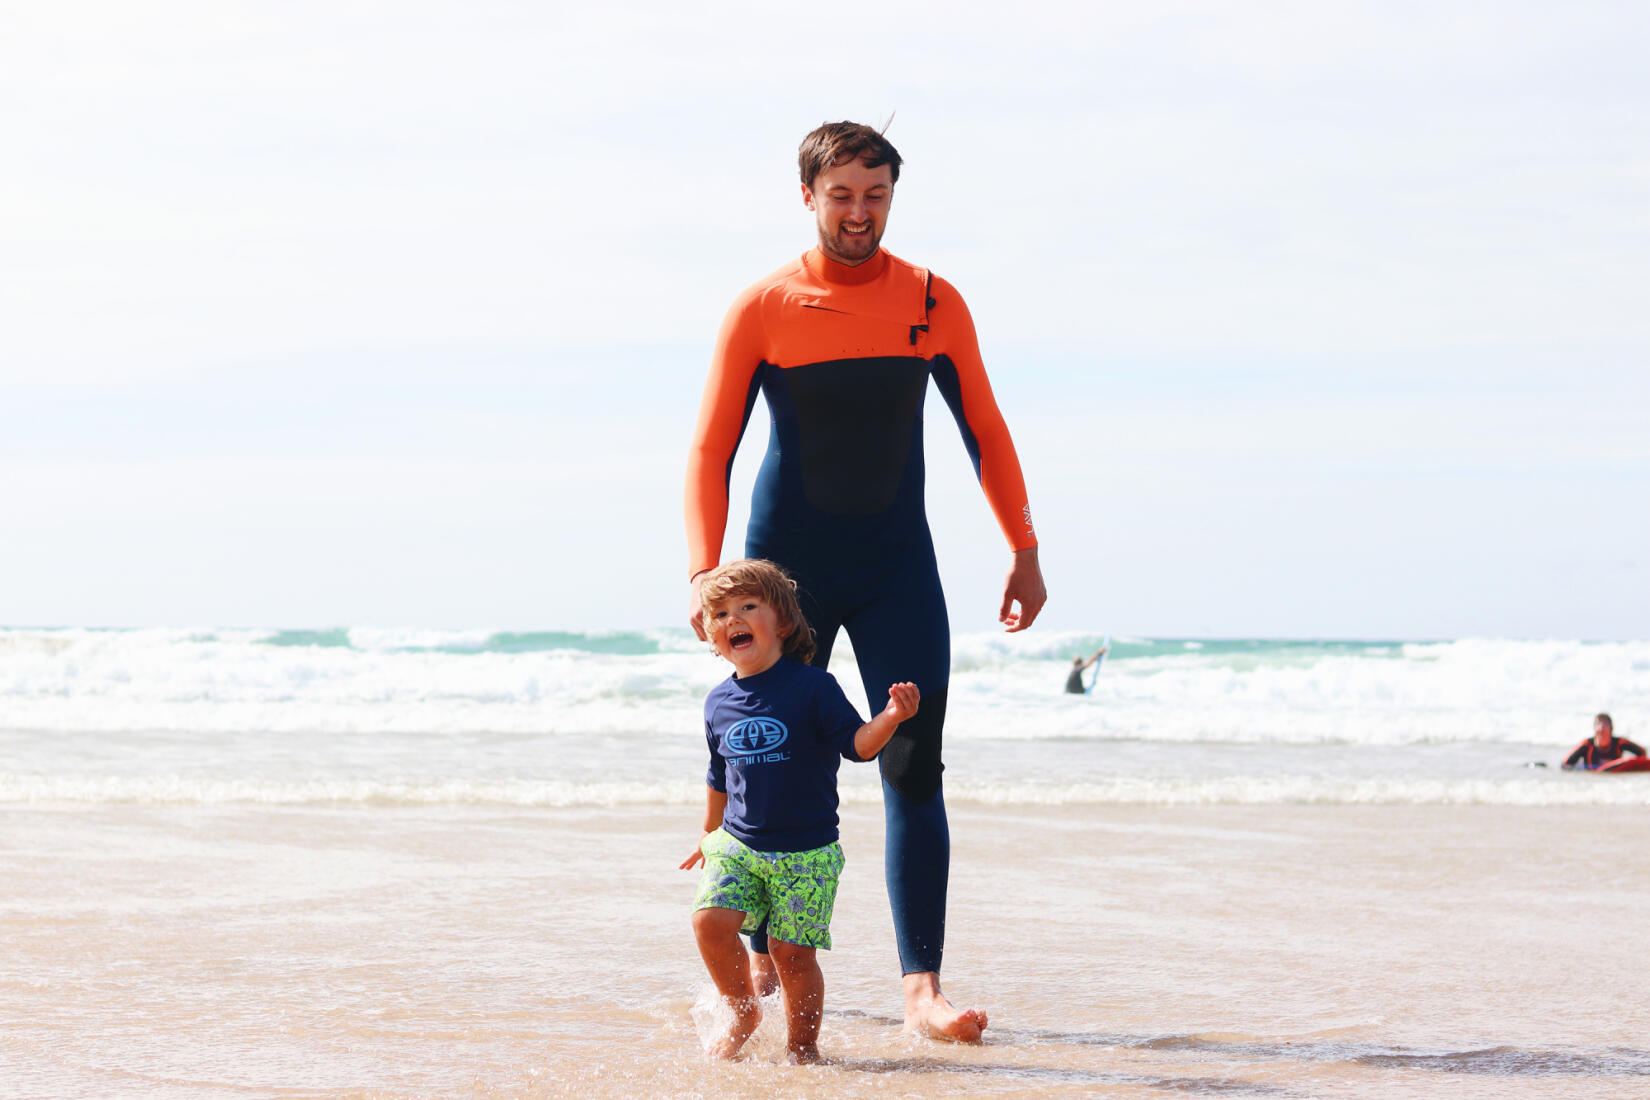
[3,627,1645,807]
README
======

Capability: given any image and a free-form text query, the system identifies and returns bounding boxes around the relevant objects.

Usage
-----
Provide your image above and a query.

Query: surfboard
[1597,756,1650,774]
[1084,635,1110,694]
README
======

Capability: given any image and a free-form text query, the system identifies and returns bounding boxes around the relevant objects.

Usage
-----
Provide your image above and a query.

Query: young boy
[679,559,919,1064]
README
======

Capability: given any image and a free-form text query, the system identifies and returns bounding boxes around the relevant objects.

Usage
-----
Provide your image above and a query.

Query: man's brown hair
[700,558,817,665]
[798,121,903,189]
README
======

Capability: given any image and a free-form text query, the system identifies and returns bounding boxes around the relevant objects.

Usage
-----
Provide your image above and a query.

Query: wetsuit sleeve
[1624,739,1647,758]
[685,290,769,578]
[926,274,1039,551]
[814,673,869,762]
[1563,741,1590,768]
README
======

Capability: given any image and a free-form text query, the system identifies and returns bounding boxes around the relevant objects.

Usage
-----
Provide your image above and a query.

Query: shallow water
[6,628,1647,1096]
[5,801,1648,1099]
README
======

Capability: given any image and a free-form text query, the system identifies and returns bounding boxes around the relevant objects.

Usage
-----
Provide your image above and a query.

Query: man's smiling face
[802,156,894,267]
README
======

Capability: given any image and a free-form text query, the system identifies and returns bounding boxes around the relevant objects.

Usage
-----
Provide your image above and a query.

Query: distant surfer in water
[1562,713,1645,770]
[1065,645,1108,694]
[685,120,1046,1042]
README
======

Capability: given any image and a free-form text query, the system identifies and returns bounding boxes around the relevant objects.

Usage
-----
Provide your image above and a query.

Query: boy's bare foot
[750,952,780,998]
[902,972,988,1043]
[706,997,761,1060]
[787,1042,822,1065]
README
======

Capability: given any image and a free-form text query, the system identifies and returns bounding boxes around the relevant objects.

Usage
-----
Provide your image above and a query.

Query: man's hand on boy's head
[688,572,711,641]
[884,681,920,724]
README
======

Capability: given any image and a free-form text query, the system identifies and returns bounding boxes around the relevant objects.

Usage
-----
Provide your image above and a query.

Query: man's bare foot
[787,1042,822,1065]
[904,997,988,1042]
[902,972,988,1043]
[705,997,761,1060]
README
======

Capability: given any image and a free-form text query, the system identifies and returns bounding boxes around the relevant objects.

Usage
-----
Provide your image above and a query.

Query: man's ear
[801,182,816,210]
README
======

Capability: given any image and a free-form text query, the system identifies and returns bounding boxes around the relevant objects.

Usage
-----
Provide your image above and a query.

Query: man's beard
[820,222,881,265]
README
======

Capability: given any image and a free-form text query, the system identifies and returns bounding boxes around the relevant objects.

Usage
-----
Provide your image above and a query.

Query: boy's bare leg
[769,940,824,1064]
[902,971,988,1043]
[691,908,762,1059]
[749,950,780,998]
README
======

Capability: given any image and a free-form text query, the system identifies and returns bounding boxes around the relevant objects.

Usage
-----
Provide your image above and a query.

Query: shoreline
[4,800,1648,1097]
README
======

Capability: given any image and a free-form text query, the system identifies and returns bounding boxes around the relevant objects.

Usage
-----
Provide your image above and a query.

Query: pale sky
[3,1,1646,638]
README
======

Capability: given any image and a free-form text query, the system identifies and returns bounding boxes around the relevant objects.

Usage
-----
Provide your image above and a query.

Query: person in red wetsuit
[684,121,1047,1043]
[1563,713,1645,770]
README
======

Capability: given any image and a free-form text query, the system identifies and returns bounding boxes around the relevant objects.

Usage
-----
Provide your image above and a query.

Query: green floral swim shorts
[692,828,845,950]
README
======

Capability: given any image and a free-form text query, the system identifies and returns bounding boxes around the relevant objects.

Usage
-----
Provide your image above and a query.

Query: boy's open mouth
[729,630,754,649]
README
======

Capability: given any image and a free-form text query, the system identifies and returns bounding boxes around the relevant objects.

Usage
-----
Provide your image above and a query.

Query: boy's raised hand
[854,682,921,759]
[883,681,920,724]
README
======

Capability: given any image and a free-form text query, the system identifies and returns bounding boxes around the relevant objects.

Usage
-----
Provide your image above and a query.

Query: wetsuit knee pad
[877,685,947,803]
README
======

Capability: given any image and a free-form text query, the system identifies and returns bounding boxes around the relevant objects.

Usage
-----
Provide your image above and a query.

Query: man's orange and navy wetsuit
[686,247,1036,973]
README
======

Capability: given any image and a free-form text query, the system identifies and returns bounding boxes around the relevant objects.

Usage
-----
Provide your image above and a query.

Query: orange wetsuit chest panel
[685,248,1036,576]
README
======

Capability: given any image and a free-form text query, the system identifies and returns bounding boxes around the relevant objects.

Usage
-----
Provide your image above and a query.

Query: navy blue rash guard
[705,657,867,853]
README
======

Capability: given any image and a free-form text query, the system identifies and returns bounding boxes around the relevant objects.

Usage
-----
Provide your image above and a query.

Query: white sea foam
[6,629,1642,743]
[3,628,1645,808]
[5,770,1646,808]
[0,774,707,807]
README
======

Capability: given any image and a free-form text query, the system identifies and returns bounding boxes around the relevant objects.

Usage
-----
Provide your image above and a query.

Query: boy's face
[704,591,789,678]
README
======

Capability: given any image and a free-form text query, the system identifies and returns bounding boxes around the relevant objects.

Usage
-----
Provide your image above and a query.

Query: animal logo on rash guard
[723,717,792,766]
[726,717,788,753]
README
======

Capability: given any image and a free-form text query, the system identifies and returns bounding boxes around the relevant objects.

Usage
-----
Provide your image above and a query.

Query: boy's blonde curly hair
[699,558,817,666]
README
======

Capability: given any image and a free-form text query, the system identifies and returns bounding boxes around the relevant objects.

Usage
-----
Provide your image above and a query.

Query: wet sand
[4,800,1648,1098]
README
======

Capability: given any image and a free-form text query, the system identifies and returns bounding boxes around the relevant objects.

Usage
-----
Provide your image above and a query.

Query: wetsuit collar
[805,247,888,286]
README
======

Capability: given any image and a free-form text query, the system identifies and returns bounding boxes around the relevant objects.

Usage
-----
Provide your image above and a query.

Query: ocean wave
[2,629,1643,750]
[5,772,1646,808]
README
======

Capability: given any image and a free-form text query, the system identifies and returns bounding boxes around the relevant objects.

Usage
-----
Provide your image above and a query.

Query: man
[1563,713,1645,770]
[684,121,1046,1042]
[1065,645,1108,694]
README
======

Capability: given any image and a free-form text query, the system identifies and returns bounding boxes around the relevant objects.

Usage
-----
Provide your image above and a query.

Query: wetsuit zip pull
[909,323,929,345]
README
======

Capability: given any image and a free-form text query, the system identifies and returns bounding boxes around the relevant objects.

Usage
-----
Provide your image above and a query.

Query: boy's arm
[680,785,728,869]
[852,682,920,760]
